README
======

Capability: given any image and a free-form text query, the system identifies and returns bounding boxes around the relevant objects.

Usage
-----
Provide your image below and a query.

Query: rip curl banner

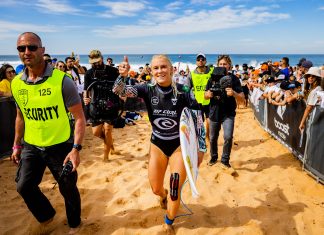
[304,106,324,181]
[266,100,306,159]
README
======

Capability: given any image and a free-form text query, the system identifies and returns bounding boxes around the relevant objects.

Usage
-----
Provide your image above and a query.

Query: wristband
[12,145,23,150]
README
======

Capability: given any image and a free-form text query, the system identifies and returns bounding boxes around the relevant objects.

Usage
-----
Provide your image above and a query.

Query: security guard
[11,32,85,233]
[188,53,214,138]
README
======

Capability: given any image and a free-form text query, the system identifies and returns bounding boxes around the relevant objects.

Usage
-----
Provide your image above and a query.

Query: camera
[87,69,123,122]
[209,67,227,100]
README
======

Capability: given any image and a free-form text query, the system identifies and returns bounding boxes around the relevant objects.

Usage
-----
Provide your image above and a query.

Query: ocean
[1,54,323,72]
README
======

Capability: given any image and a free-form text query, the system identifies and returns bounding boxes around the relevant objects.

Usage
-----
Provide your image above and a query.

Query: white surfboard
[179,107,199,198]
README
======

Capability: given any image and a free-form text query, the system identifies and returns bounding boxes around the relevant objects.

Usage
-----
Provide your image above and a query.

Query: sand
[1,108,324,235]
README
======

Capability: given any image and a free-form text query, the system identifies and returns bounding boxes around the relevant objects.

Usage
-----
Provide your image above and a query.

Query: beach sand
[1,108,324,235]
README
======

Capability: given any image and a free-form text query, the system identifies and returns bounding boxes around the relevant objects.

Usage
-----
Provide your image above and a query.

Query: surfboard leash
[174,179,194,219]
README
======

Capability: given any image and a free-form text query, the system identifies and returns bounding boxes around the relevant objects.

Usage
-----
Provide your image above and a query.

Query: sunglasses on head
[218,54,230,59]
[17,45,41,52]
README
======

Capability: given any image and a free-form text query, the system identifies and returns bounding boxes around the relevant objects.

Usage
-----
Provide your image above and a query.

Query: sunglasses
[6,69,15,74]
[196,57,206,61]
[17,45,41,52]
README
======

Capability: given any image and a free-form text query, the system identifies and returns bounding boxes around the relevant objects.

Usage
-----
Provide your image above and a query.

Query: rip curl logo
[151,96,159,105]
[18,89,28,107]
[276,105,286,120]
[153,117,177,130]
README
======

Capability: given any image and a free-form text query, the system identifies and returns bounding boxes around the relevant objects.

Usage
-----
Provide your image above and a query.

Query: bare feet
[68,225,81,235]
[110,144,115,154]
[162,223,175,235]
[103,154,109,162]
[159,189,168,209]
[29,217,54,235]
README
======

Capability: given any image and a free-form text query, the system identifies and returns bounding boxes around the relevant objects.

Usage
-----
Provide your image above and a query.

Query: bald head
[17,32,45,69]
[17,32,42,47]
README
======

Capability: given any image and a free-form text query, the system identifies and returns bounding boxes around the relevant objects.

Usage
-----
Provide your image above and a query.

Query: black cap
[297,58,306,66]
[265,76,275,83]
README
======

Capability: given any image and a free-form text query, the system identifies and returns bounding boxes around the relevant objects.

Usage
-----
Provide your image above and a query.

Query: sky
[0,0,324,55]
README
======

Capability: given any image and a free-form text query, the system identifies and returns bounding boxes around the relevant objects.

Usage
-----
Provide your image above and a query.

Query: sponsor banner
[0,98,16,157]
[267,101,306,158]
[304,106,324,181]
[250,98,265,126]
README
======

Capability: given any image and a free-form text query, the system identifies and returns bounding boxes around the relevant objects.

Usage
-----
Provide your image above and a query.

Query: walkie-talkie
[52,161,73,189]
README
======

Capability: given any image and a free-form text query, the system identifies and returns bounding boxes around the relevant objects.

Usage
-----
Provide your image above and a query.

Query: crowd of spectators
[2,55,323,129]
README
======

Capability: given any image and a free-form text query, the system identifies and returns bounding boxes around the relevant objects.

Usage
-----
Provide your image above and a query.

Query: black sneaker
[208,159,217,166]
[221,162,231,169]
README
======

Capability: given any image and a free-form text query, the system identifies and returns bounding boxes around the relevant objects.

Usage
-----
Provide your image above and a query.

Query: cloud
[189,0,251,6]
[190,0,222,6]
[143,12,178,23]
[165,1,184,10]
[319,6,324,10]
[98,0,147,18]
[0,20,57,34]
[93,5,290,38]
[35,0,82,15]
[0,0,24,6]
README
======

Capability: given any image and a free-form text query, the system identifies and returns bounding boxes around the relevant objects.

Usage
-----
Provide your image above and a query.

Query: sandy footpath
[0,108,324,235]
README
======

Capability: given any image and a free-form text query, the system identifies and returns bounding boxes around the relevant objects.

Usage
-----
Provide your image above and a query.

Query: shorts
[91,120,112,127]
[150,135,180,157]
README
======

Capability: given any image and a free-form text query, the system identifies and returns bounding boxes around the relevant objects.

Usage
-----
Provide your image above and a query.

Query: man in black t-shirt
[83,50,120,161]
[204,55,244,168]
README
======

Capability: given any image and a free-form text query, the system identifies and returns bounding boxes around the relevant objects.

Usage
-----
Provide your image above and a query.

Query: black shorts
[91,120,112,127]
[150,135,180,157]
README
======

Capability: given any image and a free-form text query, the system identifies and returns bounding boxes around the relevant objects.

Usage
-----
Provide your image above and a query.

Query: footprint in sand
[114,160,122,166]
[82,222,101,234]
[116,198,127,205]
[111,149,121,155]
[113,170,122,176]
[132,189,140,197]
[139,218,148,228]
[79,172,92,181]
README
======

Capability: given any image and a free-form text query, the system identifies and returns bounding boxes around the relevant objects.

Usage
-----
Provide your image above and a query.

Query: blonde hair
[150,54,178,97]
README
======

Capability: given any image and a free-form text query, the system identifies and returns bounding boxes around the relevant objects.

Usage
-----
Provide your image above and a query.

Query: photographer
[205,55,244,168]
[83,50,120,161]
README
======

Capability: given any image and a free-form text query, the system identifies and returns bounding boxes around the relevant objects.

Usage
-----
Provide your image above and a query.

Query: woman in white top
[299,67,322,132]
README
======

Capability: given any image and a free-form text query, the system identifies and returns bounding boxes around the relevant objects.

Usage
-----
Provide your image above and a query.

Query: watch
[72,144,82,151]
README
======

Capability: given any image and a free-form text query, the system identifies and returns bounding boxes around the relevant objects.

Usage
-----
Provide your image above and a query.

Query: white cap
[196,53,206,59]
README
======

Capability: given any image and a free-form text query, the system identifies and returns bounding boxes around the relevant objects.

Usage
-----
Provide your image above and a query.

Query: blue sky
[0,0,324,55]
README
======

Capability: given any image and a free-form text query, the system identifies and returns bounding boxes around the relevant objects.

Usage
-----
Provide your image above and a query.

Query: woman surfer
[113,55,206,234]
